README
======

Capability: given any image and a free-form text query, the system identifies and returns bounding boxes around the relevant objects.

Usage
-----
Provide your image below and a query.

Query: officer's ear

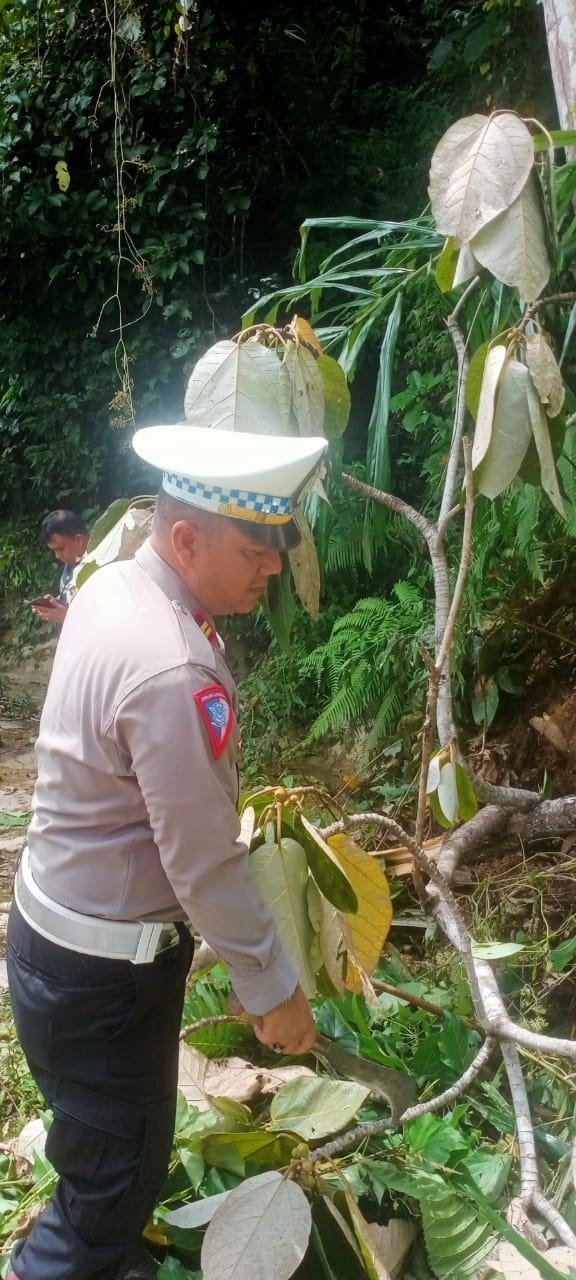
[171,519,200,568]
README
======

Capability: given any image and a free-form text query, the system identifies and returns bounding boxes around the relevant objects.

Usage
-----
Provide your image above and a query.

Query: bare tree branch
[529,1191,576,1249]
[340,471,437,545]
[473,778,542,811]
[305,1037,495,1164]
[436,806,508,880]
[500,1041,539,1198]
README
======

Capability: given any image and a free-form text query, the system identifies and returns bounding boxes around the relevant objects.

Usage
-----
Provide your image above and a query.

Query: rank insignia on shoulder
[192,608,218,647]
[194,684,234,758]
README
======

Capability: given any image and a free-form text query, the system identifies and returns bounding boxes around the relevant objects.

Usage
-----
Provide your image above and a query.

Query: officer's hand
[255,986,316,1056]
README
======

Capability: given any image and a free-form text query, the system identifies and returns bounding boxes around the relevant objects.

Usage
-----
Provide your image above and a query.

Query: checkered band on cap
[163,472,294,516]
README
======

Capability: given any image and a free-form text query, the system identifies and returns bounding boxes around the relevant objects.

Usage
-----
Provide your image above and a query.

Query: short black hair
[40,509,88,543]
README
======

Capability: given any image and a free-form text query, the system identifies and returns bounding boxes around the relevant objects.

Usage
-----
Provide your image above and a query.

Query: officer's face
[174,518,283,614]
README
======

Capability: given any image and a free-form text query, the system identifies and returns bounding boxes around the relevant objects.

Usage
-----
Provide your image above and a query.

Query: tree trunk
[543,0,576,161]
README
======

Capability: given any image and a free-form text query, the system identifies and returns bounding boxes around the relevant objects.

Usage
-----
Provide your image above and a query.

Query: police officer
[7,426,326,1280]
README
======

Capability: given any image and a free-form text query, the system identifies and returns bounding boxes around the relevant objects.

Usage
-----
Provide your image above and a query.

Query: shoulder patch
[194,684,234,758]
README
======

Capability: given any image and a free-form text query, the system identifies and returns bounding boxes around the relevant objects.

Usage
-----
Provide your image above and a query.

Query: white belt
[14,847,180,964]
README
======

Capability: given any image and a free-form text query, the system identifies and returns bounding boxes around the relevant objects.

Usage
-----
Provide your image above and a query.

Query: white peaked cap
[132,424,327,550]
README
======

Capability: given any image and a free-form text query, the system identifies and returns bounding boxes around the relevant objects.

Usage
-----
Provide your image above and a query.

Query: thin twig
[179,1014,251,1042]
[340,471,437,546]
[319,812,418,853]
[439,277,479,523]
[435,439,475,677]
[521,292,576,328]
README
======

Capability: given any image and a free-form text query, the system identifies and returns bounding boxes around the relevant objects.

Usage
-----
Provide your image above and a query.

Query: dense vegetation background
[0,0,556,513]
[1,0,573,784]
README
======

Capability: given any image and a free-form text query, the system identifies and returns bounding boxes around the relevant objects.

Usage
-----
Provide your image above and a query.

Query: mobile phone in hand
[30,595,55,608]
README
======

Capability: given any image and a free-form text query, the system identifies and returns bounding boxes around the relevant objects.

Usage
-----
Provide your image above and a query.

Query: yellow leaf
[55,160,70,192]
[143,1220,171,1246]
[291,315,323,356]
[328,834,392,978]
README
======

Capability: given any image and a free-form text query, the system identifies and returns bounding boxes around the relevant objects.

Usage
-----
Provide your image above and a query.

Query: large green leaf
[465,341,491,419]
[202,1130,297,1170]
[474,359,532,499]
[184,339,283,433]
[316,354,351,437]
[250,830,318,996]
[268,1077,369,1139]
[201,1171,312,1280]
[429,112,534,243]
[421,1183,497,1279]
[87,498,130,552]
[297,814,358,914]
[470,173,550,302]
[435,236,458,292]
[262,561,296,651]
[365,294,402,497]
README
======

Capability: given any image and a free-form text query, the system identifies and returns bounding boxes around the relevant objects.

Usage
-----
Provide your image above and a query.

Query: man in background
[31,510,89,626]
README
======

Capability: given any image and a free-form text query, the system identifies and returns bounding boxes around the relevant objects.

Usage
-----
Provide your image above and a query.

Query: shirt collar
[135,539,199,613]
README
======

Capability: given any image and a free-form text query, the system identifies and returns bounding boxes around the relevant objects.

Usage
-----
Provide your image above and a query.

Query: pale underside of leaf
[184,339,283,433]
[307,879,347,993]
[437,761,459,824]
[72,505,154,590]
[525,374,565,517]
[250,837,317,997]
[525,332,565,418]
[201,1171,312,1280]
[288,509,321,619]
[471,345,507,468]
[453,243,479,287]
[470,173,550,302]
[474,360,532,500]
[283,344,325,435]
[426,753,442,794]
[268,1076,370,1139]
[429,112,534,243]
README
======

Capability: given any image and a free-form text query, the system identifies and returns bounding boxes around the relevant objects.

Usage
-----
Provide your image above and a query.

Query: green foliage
[182,973,252,1058]
[0,995,43,1135]
[301,584,431,748]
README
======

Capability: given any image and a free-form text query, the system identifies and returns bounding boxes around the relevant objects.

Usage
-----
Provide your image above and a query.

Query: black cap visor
[227,515,301,551]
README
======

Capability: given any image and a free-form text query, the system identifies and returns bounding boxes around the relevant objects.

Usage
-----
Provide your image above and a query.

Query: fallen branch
[305,1036,495,1164]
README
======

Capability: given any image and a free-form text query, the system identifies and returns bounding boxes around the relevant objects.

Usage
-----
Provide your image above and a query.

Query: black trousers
[7,903,193,1280]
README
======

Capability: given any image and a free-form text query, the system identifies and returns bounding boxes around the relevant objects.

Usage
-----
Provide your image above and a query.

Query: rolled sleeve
[114,665,298,1014]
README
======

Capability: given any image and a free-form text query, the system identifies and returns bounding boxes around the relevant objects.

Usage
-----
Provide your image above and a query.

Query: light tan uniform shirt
[27,539,298,1014]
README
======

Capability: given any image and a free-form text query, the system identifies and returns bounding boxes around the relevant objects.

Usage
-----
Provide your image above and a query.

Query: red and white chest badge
[194,684,234,758]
